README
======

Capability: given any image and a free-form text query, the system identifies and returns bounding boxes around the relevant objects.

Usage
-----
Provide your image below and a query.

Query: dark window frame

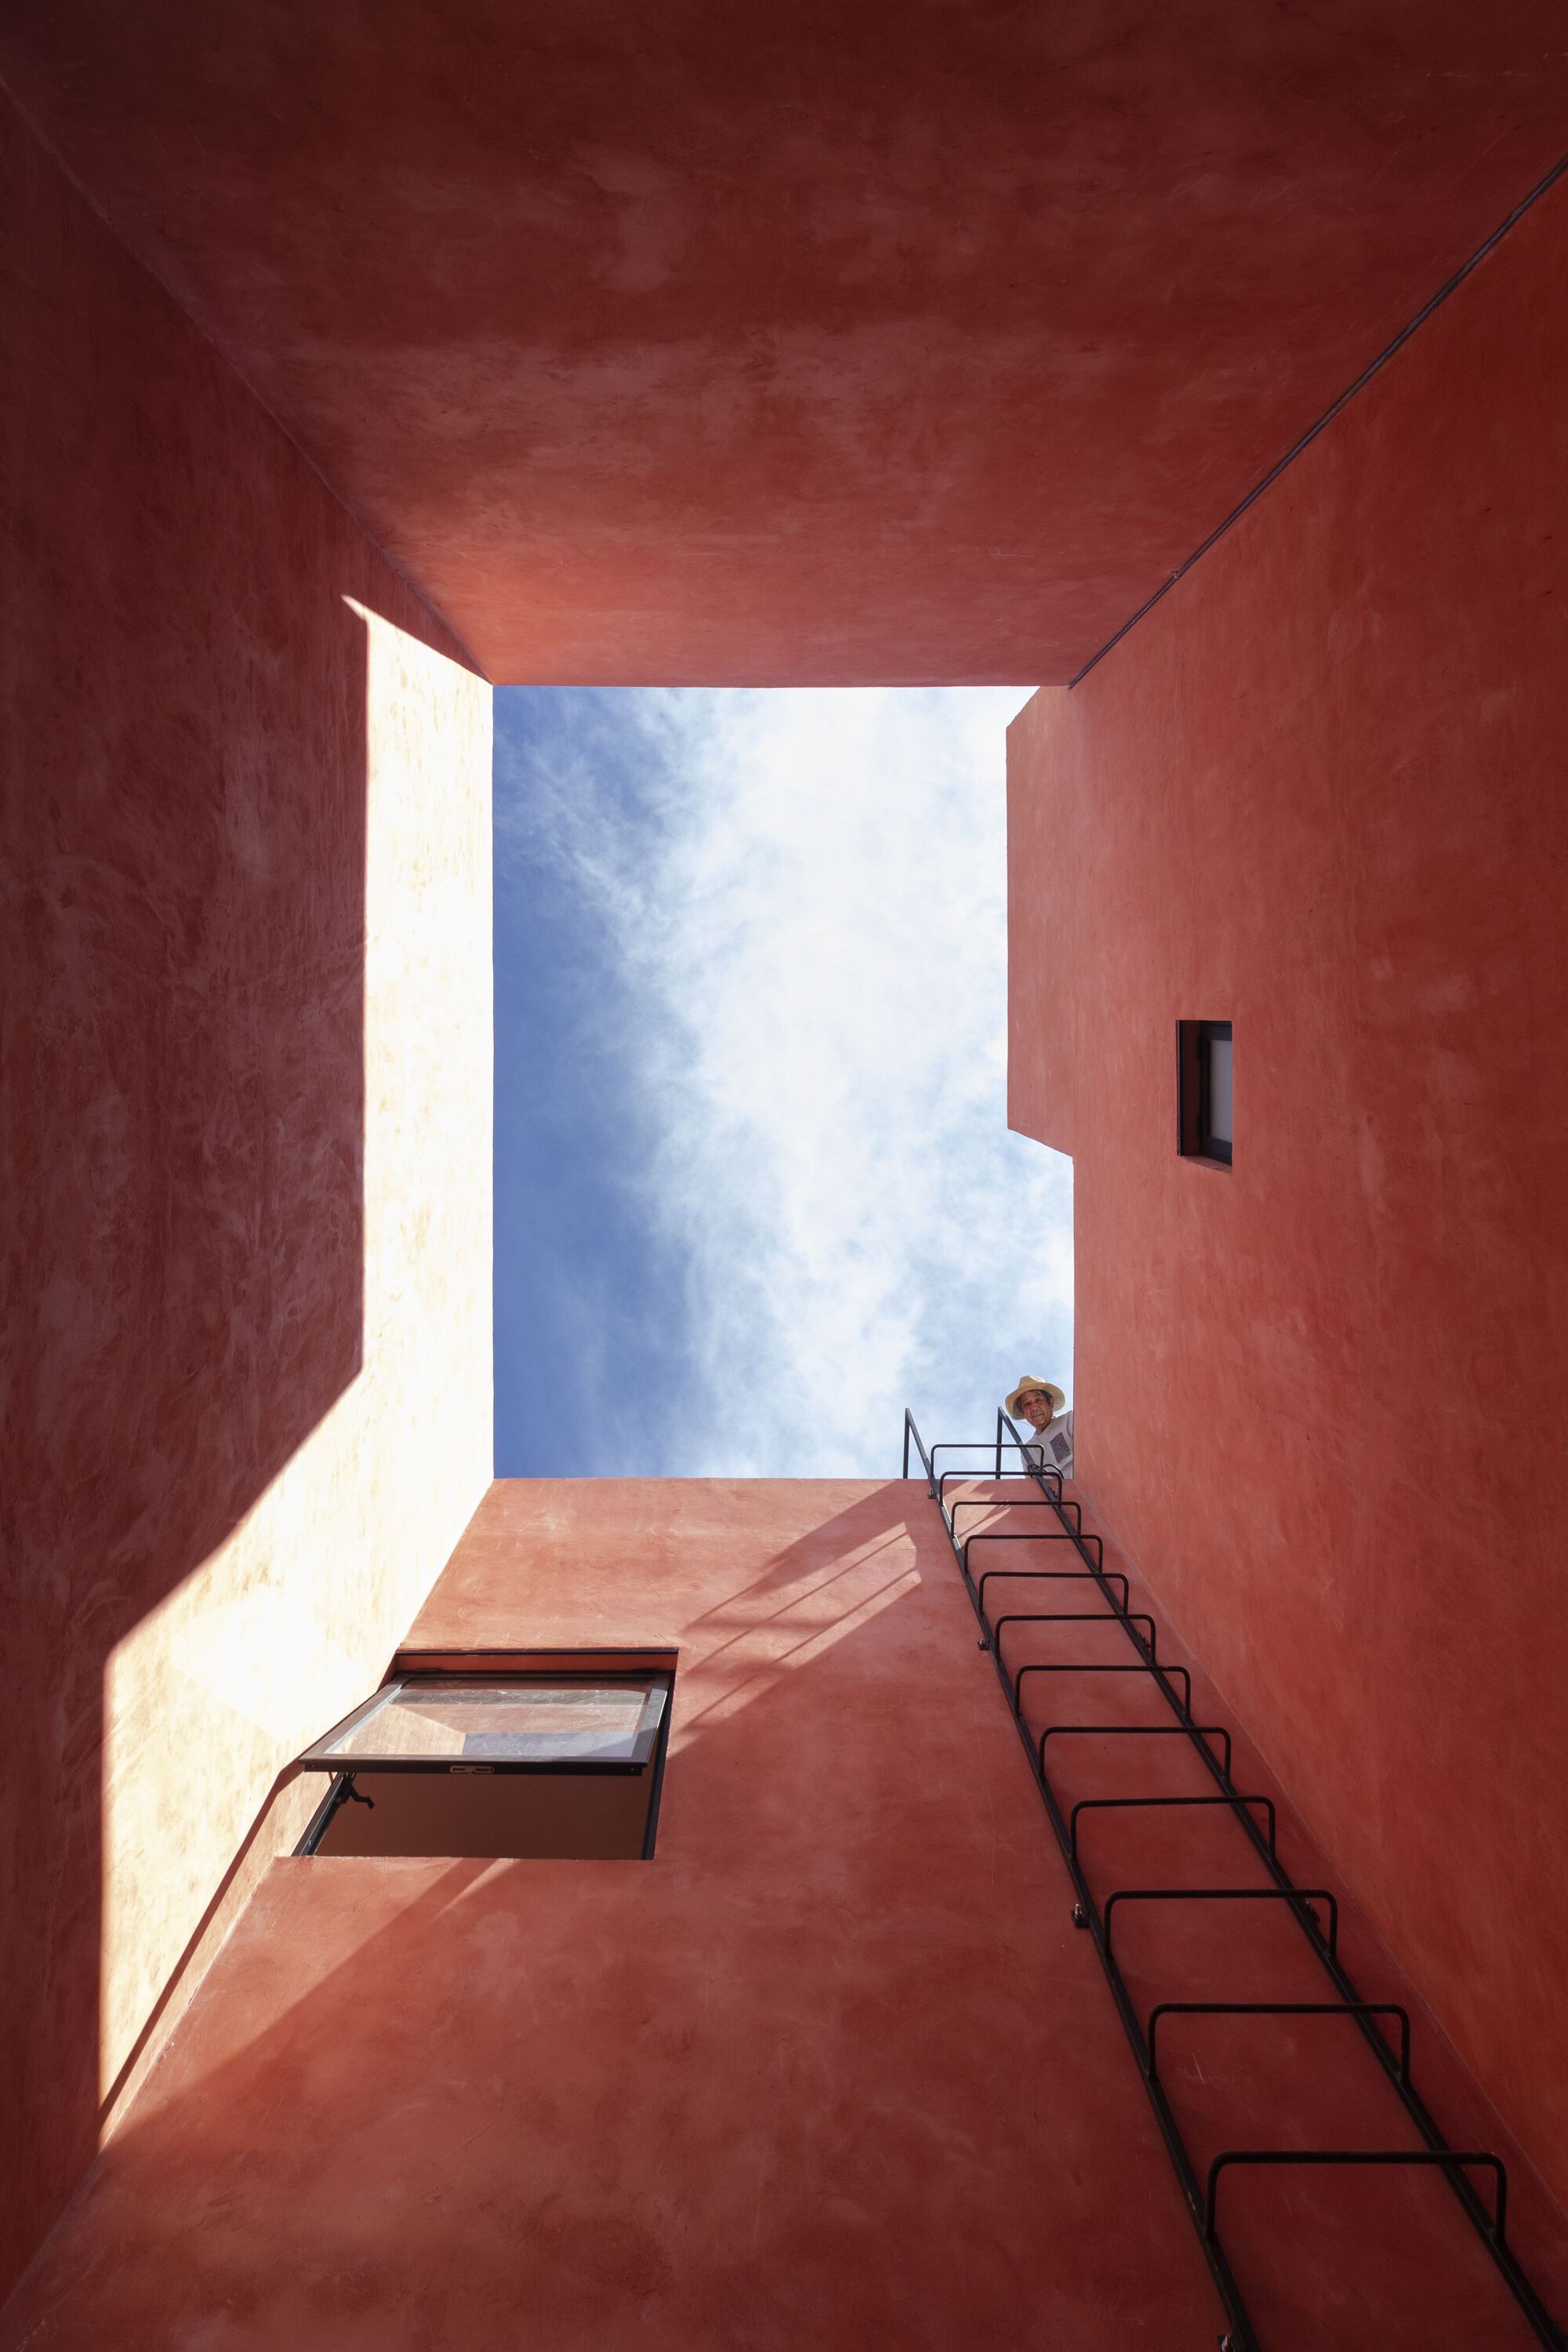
[293,1666,676,1860]
[1177,1019,1232,1167]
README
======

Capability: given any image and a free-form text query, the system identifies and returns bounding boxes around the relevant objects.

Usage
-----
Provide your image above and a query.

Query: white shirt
[1020,1410,1073,1475]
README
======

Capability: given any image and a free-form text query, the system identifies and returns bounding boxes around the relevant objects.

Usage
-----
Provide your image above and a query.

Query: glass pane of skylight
[324,1680,665,1764]
[1207,1034,1233,1144]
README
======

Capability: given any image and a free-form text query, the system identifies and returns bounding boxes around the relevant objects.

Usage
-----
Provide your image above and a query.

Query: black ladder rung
[975,1564,1129,1613]
[990,1611,1156,1667]
[948,1491,1085,1536]
[940,1472,1065,1506]
[1146,2001,1410,2085]
[1069,1793,1276,1862]
[1101,1884,1339,1961]
[964,1528,1105,1573]
[1206,2147,1507,2245]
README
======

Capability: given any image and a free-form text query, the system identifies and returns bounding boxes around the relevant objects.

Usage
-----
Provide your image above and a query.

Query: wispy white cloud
[497,686,1072,1476]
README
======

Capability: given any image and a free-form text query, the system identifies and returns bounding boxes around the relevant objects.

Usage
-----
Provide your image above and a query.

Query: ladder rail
[901,1405,1564,2352]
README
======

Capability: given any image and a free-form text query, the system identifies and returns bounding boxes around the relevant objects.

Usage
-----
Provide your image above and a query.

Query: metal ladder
[903,1406,1563,2352]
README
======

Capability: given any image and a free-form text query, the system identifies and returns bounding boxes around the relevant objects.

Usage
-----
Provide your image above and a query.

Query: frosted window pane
[325,1681,665,1763]
[1207,1036,1233,1144]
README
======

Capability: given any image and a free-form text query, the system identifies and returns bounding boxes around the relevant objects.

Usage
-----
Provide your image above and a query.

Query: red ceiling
[4,2,1566,683]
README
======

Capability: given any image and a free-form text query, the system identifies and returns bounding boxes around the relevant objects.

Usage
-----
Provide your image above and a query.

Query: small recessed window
[1178,1020,1232,1166]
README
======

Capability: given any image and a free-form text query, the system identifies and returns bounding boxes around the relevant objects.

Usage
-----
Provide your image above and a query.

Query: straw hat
[1006,1376,1066,1419]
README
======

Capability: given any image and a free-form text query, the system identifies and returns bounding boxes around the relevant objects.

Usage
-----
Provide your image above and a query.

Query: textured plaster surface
[3,4,1568,681]
[0,98,492,2299]
[0,1479,1221,2350]
[7,1479,1566,2350]
[1007,174,1568,2202]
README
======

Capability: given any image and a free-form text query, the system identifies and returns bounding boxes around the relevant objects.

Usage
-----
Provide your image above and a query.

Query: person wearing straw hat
[1005,1376,1069,1474]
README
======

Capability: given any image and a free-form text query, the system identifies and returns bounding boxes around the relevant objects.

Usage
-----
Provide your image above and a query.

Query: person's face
[1018,1392,1055,1430]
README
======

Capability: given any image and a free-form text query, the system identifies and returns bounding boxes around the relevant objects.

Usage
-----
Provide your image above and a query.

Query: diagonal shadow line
[686,1534,911,1668]
[96,1762,310,2127]
[675,1567,924,1737]
[680,1519,914,1628]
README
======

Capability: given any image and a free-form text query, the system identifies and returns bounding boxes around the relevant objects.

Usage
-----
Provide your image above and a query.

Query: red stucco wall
[11,1476,1566,2347]
[1008,176,1568,2201]
[7,5,1568,685]
[0,100,490,2299]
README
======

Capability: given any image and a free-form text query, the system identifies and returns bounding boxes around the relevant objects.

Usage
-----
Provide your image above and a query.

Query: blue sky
[493,687,1073,1477]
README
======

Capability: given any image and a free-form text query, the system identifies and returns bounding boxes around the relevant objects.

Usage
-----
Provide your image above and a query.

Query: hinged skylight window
[305,1677,666,1769]
[296,1668,673,1860]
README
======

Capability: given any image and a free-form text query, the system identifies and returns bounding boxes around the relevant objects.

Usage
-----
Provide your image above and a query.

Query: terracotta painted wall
[1008,176,1568,2202]
[0,100,493,2296]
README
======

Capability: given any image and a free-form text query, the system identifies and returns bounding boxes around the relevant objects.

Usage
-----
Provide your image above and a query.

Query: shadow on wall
[5,1480,1563,2352]
[0,98,491,2303]
[0,1489,1062,2352]
[2,546,368,2285]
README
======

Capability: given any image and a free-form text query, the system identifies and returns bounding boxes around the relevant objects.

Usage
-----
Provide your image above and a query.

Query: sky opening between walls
[494,687,1073,1477]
